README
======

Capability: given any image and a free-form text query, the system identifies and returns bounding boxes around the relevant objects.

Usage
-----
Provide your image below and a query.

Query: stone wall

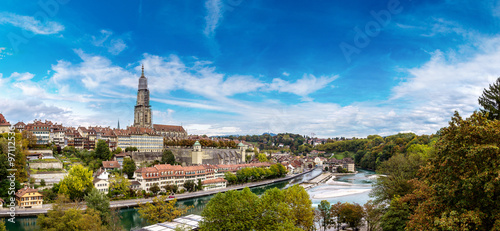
[29,161,63,169]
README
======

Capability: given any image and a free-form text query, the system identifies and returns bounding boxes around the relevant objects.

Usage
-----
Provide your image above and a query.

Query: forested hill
[223,132,437,171]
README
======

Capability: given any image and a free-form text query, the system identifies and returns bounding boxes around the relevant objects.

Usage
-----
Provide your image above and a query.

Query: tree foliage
[124,147,138,152]
[150,184,160,195]
[338,202,364,229]
[161,149,176,165]
[183,180,196,192]
[257,153,268,162]
[95,139,111,161]
[478,77,500,120]
[108,173,130,198]
[403,112,500,230]
[0,219,5,231]
[37,195,105,231]
[137,196,192,224]
[84,188,110,224]
[59,164,94,200]
[200,185,314,231]
[363,200,382,231]
[316,200,332,231]
[122,158,136,179]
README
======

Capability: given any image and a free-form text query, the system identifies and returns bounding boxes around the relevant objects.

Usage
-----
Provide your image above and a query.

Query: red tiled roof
[128,126,157,135]
[15,187,41,198]
[0,113,10,126]
[102,161,120,168]
[14,121,25,127]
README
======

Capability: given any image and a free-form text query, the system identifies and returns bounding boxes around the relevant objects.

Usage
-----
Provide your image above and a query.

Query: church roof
[153,124,186,133]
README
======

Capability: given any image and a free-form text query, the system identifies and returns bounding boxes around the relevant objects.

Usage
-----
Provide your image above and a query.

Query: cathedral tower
[133,65,152,128]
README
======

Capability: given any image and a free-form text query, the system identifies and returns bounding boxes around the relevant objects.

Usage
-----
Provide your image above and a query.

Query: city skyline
[1,1,500,137]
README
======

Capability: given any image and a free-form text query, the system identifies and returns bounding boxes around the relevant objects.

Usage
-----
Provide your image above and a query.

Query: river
[4,168,376,230]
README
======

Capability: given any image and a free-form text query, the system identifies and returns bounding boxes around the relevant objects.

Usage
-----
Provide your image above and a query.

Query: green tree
[0,219,5,231]
[257,188,302,231]
[112,147,122,155]
[257,153,268,162]
[370,153,425,204]
[161,149,176,165]
[37,195,105,231]
[137,196,192,224]
[125,147,138,152]
[380,196,410,231]
[405,112,500,230]
[150,184,161,195]
[108,173,130,198]
[84,188,110,224]
[95,139,111,160]
[478,77,500,120]
[283,185,315,230]
[122,158,136,179]
[363,200,382,231]
[40,179,46,187]
[200,188,260,231]
[183,180,196,192]
[163,184,178,194]
[59,164,94,200]
[330,202,343,231]
[200,186,314,231]
[224,172,237,184]
[317,200,332,231]
[196,179,203,191]
[339,202,364,230]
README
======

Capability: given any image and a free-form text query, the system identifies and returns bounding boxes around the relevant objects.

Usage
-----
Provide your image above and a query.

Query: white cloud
[52,49,135,90]
[282,72,290,76]
[0,12,64,35]
[10,72,35,81]
[203,0,224,38]
[0,47,12,59]
[268,74,338,100]
[91,30,128,55]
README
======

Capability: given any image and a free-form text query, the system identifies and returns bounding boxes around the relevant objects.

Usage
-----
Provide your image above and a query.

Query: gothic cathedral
[133,65,152,128]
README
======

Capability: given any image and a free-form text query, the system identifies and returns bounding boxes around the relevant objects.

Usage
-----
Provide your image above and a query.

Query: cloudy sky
[0,0,499,137]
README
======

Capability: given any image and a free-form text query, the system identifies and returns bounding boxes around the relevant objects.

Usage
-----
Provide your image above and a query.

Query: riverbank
[0,168,315,218]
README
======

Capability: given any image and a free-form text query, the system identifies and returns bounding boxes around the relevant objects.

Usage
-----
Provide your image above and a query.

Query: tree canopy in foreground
[138,195,192,224]
[200,185,314,231]
[403,112,500,230]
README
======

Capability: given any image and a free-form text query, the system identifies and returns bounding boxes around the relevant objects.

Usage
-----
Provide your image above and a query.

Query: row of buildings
[91,160,273,194]
[10,119,187,152]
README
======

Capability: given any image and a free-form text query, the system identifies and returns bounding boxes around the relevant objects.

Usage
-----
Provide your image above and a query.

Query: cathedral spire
[141,64,144,77]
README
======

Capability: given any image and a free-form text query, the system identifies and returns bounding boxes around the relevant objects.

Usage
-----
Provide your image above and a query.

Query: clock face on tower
[134,65,152,128]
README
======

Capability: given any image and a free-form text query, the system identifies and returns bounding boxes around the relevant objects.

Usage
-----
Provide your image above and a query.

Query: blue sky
[1,0,500,137]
